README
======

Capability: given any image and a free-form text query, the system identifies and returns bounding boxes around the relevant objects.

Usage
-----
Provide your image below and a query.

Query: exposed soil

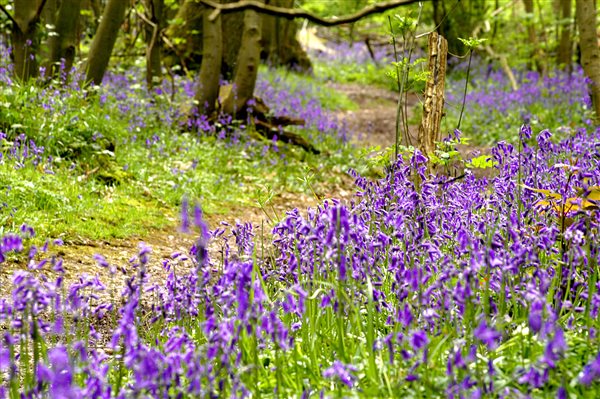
[330,82,420,148]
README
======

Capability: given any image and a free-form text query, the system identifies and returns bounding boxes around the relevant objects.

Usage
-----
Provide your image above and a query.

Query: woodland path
[0,82,414,298]
[330,82,420,149]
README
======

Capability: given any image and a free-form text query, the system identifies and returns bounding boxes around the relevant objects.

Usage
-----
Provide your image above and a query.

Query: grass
[0,63,360,244]
[0,163,172,240]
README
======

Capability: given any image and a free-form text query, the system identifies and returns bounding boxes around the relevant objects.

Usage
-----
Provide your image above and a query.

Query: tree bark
[261,0,310,71]
[84,0,128,85]
[12,0,46,81]
[222,1,263,115]
[556,0,572,70]
[163,0,244,77]
[196,1,222,114]
[576,0,600,124]
[144,0,164,88]
[48,0,82,78]
[41,0,58,31]
[418,32,447,161]
[523,0,544,73]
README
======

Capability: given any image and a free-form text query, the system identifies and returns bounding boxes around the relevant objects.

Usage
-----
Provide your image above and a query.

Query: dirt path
[330,82,420,149]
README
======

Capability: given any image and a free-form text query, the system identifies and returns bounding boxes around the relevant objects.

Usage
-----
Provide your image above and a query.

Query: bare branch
[34,0,49,23]
[483,44,518,91]
[0,4,21,32]
[198,0,427,26]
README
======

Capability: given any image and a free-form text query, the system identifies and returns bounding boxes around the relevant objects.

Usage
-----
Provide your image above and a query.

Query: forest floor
[330,82,420,148]
[0,82,412,298]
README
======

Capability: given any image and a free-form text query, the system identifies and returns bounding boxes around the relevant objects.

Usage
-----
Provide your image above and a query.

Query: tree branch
[0,4,21,32]
[198,0,427,26]
[34,0,49,23]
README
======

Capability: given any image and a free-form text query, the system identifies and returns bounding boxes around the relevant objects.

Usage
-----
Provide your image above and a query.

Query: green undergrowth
[259,65,359,111]
[0,68,362,244]
[312,60,397,91]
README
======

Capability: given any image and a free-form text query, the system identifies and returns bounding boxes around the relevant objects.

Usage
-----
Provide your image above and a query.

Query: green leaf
[467,155,497,169]
[458,37,487,49]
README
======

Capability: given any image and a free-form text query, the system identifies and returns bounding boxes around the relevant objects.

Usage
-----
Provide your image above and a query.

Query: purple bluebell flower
[322,360,357,388]
[474,319,501,350]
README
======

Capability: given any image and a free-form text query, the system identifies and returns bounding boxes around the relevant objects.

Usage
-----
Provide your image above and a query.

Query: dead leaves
[523,185,600,216]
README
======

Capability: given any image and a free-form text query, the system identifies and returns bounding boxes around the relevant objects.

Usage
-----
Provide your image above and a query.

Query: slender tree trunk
[523,0,544,73]
[222,0,263,115]
[418,32,447,161]
[144,0,164,88]
[260,0,310,70]
[48,0,82,78]
[12,0,46,81]
[576,0,600,124]
[41,0,58,26]
[557,0,572,70]
[196,1,222,114]
[84,0,128,85]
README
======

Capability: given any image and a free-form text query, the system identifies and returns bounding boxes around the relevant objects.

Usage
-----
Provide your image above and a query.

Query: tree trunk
[523,0,544,73]
[84,0,128,85]
[576,0,600,124]
[41,0,58,26]
[196,1,222,114]
[418,32,447,161]
[433,0,485,59]
[556,0,572,70]
[48,0,82,78]
[222,1,263,115]
[164,0,243,77]
[144,0,164,88]
[12,0,45,81]
[261,0,311,71]
[164,0,308,75]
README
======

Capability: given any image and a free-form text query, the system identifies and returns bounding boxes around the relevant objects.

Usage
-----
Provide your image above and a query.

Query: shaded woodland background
[1,0,599,129]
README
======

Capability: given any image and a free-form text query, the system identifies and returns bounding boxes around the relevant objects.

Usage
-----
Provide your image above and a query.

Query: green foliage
[0,81,122,166]
[0,67,359,241]
[466,154,497,169]
[313,60,398,91]
[386,57,428,93]
[457,37,487,50]
[300,0,369,18]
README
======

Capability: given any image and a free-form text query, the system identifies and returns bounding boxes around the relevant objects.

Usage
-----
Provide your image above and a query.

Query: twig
[457,49,472,130]
[161,34,191,77]
[402,3,422,146]
[34,0,49,23]
[0,4,21,32]
[483,44,518,91]
[134,7,161,85]
[434,173,465,185]
[198,0,427,25]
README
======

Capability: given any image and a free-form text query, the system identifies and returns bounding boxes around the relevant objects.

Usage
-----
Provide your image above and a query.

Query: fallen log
[248,96,319,154]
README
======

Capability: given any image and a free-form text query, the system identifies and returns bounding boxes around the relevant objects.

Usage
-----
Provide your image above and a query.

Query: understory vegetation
[0,46,358,240]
